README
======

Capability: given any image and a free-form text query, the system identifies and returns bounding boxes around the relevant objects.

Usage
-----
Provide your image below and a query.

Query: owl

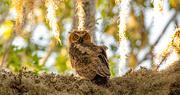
[68,30,111,84]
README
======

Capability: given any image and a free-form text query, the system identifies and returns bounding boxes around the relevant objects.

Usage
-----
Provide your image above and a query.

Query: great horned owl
[68,30,111,84]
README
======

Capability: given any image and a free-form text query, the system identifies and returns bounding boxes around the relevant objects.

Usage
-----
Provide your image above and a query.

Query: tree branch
[0,1,10,26]
[0,7,27,69]
[137,11,178,65]
[39,41,55,65]
[0,31,16,69]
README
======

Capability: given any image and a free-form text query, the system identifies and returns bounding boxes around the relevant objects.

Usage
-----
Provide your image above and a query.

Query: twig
[154,11,178,46]
[147,20,154,32]
[1,31,16,69]
[39,41,55,65]
[175,14,179,28]
[0,1,11,26]
[155,55,168,71]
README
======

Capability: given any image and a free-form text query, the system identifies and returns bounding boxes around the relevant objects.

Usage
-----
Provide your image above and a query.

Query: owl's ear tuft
[72,29,78,33]
[85,30,89,33]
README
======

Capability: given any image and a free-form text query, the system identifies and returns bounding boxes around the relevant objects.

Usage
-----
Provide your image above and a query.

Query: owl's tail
[91,75,109,85]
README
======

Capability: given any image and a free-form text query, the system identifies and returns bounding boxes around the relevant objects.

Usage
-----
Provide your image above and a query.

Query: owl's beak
[79,37,83,43]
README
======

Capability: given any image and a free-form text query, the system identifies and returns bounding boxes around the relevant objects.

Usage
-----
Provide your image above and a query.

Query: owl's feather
[68,30,111,84]
[69,43,111,80]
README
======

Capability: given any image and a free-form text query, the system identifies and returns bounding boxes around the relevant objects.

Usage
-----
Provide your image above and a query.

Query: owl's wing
[96,46,111,77]
[98,45,109,68]
[74,43,102,55]
[98,45,108,58]
[73,43,111,78]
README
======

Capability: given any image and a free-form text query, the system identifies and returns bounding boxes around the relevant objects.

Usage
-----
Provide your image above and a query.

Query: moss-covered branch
[0,61,179,95]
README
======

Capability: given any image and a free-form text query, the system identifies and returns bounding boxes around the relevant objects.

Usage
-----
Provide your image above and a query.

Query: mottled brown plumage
[68,30,111,84]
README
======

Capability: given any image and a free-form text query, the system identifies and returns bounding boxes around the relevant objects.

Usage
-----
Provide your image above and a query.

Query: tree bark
[72,0,97,43]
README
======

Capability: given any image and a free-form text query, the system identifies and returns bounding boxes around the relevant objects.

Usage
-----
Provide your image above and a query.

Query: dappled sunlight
[1,21,13,39]
[153,0,164,26]
[154,0,163,12]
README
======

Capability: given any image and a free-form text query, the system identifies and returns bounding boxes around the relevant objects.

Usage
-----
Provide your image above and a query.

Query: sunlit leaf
[1,20,13,39]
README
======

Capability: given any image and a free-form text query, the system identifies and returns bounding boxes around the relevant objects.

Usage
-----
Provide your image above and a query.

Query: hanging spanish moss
[13,0,24,34]
[115,0,130,76]
[76,0,85,31]
[45,0,61,44]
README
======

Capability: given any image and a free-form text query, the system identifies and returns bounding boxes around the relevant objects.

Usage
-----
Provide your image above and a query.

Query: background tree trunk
[72,0,97,43]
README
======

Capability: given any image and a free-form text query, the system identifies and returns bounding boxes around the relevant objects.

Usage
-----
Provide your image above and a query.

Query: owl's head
[69,30,91,44]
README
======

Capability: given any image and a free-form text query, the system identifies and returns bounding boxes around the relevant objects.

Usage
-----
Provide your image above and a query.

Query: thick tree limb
[0,60,179,94]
